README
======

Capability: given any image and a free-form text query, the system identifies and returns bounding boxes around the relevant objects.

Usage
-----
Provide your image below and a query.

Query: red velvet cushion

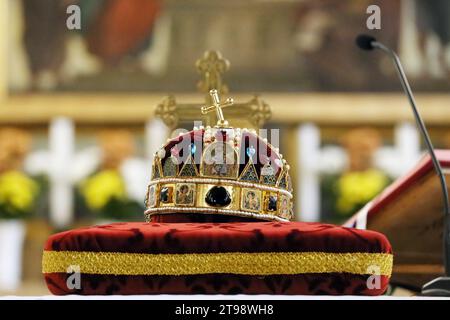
[43,221,392,295]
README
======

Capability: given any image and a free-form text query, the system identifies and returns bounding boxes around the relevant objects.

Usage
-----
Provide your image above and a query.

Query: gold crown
[145,89,293,222]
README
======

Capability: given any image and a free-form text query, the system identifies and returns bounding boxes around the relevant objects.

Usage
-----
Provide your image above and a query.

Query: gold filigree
[151,157,163,180]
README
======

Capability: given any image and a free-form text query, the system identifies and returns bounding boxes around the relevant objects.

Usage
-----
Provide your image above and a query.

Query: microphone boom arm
[373,40,450,282]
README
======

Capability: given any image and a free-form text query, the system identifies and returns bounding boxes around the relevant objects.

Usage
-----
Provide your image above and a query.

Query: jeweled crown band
[145,178,293,222]
[147,177,293,197]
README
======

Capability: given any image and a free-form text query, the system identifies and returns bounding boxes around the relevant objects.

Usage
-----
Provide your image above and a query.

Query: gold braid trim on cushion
[42,251,393,277]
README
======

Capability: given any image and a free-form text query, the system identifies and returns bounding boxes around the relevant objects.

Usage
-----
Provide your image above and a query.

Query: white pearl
[157,148,166,158]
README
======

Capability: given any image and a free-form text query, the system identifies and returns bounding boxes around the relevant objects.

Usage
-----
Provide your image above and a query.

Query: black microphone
[356,34,450,296]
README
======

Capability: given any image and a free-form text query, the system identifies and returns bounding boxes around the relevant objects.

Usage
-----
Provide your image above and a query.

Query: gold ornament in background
[155,50,271,130]
[196,50,230,98]
[97,129,135,169]
[0,127,32,173]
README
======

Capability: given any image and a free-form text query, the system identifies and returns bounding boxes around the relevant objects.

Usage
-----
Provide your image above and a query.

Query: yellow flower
[336,169,388,215]
[0,171,39,214]
[80,170,126,211]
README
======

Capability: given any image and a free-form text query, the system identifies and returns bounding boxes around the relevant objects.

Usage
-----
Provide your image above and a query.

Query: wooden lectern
[345,150,450,290]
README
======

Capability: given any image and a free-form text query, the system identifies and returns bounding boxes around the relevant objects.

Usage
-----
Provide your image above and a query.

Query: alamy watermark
[366,5,381,30]
[66,265,81,290]
[66,5,81,30]
[366,264,381,290]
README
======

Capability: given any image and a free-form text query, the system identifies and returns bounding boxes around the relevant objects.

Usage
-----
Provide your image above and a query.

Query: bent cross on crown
[201,89,234,128]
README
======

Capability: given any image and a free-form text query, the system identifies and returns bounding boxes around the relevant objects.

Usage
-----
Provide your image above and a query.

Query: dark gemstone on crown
[205,186,231,207]
[267,195,277,212]
[160,187,171,203]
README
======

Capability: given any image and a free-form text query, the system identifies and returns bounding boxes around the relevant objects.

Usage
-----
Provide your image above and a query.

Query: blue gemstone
[246,146,256,157]
[191,143,196,155]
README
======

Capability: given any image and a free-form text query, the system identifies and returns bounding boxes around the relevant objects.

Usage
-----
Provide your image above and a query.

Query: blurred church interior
[1,0,450,296]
